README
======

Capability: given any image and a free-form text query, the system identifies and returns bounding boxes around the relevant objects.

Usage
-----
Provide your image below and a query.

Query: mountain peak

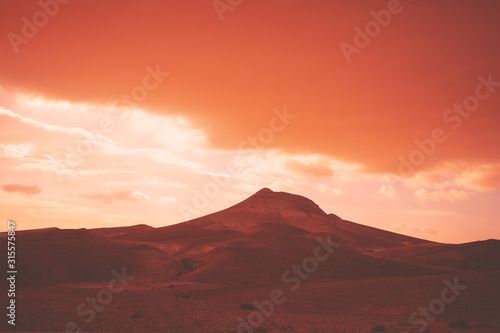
[228,188,328,218]
[185,188,331,231]
[254,187,274,195]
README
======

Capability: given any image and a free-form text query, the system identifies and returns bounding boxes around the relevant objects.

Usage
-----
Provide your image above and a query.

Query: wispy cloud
[158,195,178,203]
[0,144,33,159]
[390,223,438,236]
[1,184,42,195]
[414,188,468,202]
[79,190,150,205]
[375,184,397,199]
[0,107,113,142]
[409,210,454,217]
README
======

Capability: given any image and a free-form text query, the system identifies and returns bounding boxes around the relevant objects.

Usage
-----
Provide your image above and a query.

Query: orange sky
[1,0,499,243]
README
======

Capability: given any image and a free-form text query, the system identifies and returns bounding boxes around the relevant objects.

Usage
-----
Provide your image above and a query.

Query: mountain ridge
[181,188,430,250]
[5,188,500,289]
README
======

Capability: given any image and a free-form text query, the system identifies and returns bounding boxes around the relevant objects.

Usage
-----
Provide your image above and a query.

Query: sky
[0,0,499,243]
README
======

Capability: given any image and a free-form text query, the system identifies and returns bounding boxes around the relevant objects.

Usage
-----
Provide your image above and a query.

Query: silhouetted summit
[225,187,328,218]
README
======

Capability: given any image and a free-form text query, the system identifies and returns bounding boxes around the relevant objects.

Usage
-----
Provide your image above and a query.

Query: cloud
[158,195,178,204]
[390,223,438,235]
[1,184,42,195]
[235,152,358,192]
[128,111,206,152]
[0,107,113,142]
[131,190,150,201]
[330,188,344,195]
[79,190,149,204]
[408,210,454,217]
[2,1,500,177]
[408,162,500,192]
[375,184,397,199]
[314,184,329,193]
[454,163,500,191]
[314,184,344,196]
[284,160,334,179]
[0,144,33,159]
[414,188,468,202]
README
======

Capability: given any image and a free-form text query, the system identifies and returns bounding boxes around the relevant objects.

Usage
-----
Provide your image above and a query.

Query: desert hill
[109,188,431,250]
[369,239,500,271]
[4,188,498,288]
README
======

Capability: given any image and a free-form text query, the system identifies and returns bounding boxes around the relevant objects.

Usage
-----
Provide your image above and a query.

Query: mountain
[3,188,500,332]
[112,188,430,251]
[9,227,185,286]
[369,239,500,271]
[3,188,499,287]
[6,187,497,287]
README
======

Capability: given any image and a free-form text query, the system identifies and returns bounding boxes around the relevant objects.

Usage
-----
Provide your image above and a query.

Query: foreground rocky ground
[10,272,500,332]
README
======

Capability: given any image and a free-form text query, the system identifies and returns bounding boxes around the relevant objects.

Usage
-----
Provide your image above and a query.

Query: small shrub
[448,319,469,329]
[130,312,144,319]
[475,322,491,328]
[178,294,190,299]
[238,303,256,310]
[371,324,386,332]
